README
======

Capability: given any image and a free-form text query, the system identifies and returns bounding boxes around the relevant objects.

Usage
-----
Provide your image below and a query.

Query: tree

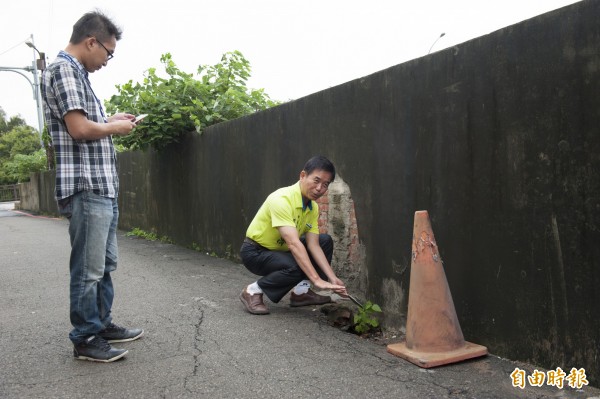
[105,51,280,151]
[0,108,46,184]
[0,107,28,135]
[1,149,46,183]
[0,125,39,159]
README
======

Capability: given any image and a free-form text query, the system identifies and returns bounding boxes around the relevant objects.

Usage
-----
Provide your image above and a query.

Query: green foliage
[0,110,46,184]
[0,125,40,159]
[106,51,279,151]
[0,107,27,134]
[224,244,233,259]
[125,227,173,243]
[191,242,202,252]
[125,227,157,240]
[353,301,382,334]
[41,124,55,170]
[1,149,47,183]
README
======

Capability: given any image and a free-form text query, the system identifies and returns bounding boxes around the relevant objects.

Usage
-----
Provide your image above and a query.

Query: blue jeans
[58,191,118,344]
[240,234,333,303]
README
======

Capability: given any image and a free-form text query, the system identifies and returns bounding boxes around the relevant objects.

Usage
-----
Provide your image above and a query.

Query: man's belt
[244,237,262,247]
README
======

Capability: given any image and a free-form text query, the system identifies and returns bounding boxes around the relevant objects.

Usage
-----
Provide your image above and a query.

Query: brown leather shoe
[290,289,332,307]
[240,289,269,315]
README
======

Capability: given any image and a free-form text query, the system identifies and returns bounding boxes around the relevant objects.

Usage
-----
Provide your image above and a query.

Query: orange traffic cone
[387,210,488,368]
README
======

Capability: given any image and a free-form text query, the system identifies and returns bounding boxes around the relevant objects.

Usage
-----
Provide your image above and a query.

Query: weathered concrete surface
[115,0,600,384]
[18,0,600,385]
[2,212,599,398]
[17,171,57,215]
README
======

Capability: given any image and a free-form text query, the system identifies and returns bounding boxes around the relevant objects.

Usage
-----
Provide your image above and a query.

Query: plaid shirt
[41,51,118,200]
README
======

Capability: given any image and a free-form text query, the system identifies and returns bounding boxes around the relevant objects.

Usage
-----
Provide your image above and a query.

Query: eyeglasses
[89,36,114,61]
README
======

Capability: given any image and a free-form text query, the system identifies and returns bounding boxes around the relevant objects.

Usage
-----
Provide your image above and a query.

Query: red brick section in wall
[316,193,361,268]
[317,195,329,234]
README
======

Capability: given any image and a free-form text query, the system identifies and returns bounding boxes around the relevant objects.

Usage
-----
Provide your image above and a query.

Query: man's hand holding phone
[134,114,148,124]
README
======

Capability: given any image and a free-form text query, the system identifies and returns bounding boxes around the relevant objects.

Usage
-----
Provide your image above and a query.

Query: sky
[0,0,581,131]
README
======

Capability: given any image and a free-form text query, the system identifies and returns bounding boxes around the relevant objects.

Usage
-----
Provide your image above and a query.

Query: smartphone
[134,114,148,124]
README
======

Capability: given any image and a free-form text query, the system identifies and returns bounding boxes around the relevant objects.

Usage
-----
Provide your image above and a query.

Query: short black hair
[70,10,122,44]
[303,155,336,181]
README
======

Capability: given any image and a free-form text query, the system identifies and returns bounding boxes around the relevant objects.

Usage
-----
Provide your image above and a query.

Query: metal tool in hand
[347,294,364,308]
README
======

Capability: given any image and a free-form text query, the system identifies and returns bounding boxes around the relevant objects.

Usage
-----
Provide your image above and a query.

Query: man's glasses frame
[88,35,114,61]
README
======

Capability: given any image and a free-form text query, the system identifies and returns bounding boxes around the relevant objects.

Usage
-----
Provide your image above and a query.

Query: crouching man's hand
[313,278,347,297]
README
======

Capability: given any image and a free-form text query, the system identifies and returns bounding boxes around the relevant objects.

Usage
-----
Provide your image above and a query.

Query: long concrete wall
[21,0,600,384]
[18,171,57,215]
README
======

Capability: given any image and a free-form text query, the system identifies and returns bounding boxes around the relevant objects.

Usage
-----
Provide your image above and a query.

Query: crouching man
[239,155,347,314]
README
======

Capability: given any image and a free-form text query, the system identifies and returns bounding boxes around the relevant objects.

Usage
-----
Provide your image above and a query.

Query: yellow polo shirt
[246,182,320,251]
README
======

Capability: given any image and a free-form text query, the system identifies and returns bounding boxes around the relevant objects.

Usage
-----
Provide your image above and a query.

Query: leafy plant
[41,124,55,170]
[106,51,279,151]
[125,227,172,243]
[126,227,158,241]
[353,301,382,334]
[0,112,46,184]
[1,149,47,183]
[191,242,202,252]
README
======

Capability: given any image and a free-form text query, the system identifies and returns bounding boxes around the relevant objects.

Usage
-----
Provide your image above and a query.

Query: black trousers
[240,234,333,303]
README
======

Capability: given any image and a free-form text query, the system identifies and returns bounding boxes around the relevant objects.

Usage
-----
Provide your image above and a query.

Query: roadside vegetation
[2,50,278,183]
[0,108,46,184]
[125,227,172,243]
[106,51,279,151]
[352,300,382,335]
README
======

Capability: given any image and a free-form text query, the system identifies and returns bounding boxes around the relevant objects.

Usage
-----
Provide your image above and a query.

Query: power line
[0,37,32,58]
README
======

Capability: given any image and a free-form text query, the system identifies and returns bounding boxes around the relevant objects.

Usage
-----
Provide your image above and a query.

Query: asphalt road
[1,205,599,399]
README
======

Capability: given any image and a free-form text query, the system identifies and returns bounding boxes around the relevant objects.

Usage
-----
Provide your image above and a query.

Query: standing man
[42,10,143,362]
[240,156,347,315]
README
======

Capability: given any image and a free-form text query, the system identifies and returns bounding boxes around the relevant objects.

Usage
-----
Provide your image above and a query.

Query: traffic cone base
[387,210,487,368]
[387,340,488,368]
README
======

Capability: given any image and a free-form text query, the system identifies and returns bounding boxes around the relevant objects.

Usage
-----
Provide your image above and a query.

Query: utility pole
[0,34,46,147]
[26,35,46,146]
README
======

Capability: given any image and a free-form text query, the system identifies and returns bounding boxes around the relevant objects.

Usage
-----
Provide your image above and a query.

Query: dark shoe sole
[290,297,332,307]
[239,293,270,315]
[74,349,128,363]
[103,330,144,343]
[290,301,331,307]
